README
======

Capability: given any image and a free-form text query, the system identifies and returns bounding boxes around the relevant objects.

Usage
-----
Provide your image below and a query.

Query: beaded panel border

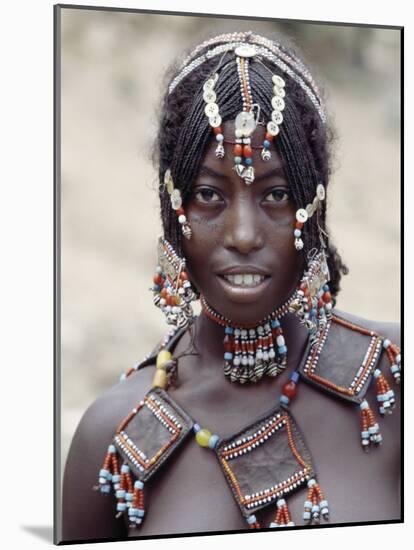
[114,387,194,482]
[215,407,314,517]
[300,316,384,404]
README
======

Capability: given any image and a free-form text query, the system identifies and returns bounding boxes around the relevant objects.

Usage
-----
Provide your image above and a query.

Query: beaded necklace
[96,313,401,531]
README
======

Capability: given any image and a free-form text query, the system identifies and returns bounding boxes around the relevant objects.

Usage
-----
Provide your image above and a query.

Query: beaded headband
[169,33,325,186]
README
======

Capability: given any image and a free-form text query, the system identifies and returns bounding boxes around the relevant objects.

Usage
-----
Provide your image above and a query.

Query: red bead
[282,381,297,400]
[213,126,222,135]
[243,145,252,158]
[234,144,242,156]
[160,287,168,298]
[176,207,185,217]
[323,291,332,303]
[265,132,274,142]
[295,221,304,230]
[153,274,163,285]
[180,271,188,281]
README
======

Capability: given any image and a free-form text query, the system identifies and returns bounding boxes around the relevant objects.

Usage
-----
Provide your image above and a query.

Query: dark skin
[61,122,400,542]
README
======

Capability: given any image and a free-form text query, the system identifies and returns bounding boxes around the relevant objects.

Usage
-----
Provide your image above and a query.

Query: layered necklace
[95,312,401,531]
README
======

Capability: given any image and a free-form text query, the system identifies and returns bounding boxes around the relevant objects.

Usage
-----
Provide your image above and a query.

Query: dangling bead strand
[269,498,295,527]
[374,369,396,416]
[383,338,402,383]
[359,399,382,450]
[303,478,329,524]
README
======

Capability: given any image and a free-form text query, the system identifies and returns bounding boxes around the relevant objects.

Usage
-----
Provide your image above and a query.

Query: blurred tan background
[59,8,401,476]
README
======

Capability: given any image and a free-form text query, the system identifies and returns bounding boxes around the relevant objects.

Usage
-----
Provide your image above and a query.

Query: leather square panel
[114,387,194,482]
[299,317,383,404]
[215,406,314,518]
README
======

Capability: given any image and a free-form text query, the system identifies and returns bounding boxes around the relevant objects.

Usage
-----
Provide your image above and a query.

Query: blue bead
[319,307,325,316]
[234,156,242,164]
[278,345,288,354]
[134,480,144,490]
[224,352,233,360]
[136,508,145,517]
[193,423,201,433]
[310,308,317,318]
[99,469,109,478]
[208,434,220,449]
[263,140,270,148]
[271,319,280,328]
[225,326,234,334]
[323,284,329,292]
[100,485,110,493]
[216,133,224,141]
[290,371,300,383]
[280,395,290,406]
[116,502,127,512]
[245,157,252,165]
[294,229,302,238]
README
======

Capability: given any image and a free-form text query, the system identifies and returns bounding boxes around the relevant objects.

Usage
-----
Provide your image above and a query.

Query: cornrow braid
[154,33,348,300]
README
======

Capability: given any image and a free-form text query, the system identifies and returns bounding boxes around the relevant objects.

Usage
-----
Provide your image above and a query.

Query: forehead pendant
[201,42,287,185]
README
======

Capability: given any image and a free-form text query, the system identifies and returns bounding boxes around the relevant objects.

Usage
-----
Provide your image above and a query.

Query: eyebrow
[198,165,287,182]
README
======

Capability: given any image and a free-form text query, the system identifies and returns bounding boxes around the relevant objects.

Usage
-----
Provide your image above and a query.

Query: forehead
[198,120,286,182]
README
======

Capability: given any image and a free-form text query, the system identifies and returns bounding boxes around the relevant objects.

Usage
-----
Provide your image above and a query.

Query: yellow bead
[195,428,212,447]
[156,350,172,370]
[152,368,168,389]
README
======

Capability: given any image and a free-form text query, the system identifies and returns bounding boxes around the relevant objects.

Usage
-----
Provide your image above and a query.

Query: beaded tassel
[303,478,329,524]
[383,339,402,384]
[269,498,295,527]
[374,369,396,416]
[360,399,382,450]
[95,445,146,528]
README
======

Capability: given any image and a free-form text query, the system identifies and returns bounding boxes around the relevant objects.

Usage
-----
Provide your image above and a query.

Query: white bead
[178,214,186,224]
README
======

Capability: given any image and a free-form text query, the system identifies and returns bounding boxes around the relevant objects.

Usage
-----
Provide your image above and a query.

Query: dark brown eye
[194,188,222,203]
[264,189,290,203]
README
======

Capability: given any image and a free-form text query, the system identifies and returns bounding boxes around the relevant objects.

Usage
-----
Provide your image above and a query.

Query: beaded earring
[289,248,333,344]
[151,237,197,329]
[164,169,192,240]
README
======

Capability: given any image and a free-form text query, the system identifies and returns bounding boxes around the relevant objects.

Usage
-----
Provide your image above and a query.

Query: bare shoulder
[61,363,155,542]
[333,308,400,346]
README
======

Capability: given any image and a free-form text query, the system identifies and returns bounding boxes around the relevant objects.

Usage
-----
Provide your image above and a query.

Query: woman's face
[182,120,304,325]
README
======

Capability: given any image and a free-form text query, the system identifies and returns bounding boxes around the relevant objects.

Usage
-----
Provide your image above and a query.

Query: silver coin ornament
[296,208,309,223]
[235,45,257,57]
[271,110,284,125]
[272,75,286,88]
[209,114,222,128]
[170,189,182,210]
[266,121,280,136]
[204,102,219,117]
[235,111,256,137]
[317,183,326,201]
[271,96,285,111]
[203,89,217,103]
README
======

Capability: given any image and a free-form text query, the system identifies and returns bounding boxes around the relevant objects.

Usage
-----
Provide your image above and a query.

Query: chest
[126,377,400,537]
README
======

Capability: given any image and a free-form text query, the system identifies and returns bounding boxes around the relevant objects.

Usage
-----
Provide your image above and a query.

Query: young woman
[62,31,401,541]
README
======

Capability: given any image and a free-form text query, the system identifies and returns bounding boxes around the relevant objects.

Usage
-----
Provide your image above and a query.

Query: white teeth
[224,274,265,287]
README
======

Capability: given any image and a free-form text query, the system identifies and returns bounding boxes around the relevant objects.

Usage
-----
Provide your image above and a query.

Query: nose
[223,195,265,255]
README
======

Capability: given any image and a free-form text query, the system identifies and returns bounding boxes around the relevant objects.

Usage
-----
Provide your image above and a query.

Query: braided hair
[154,33,348,299]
